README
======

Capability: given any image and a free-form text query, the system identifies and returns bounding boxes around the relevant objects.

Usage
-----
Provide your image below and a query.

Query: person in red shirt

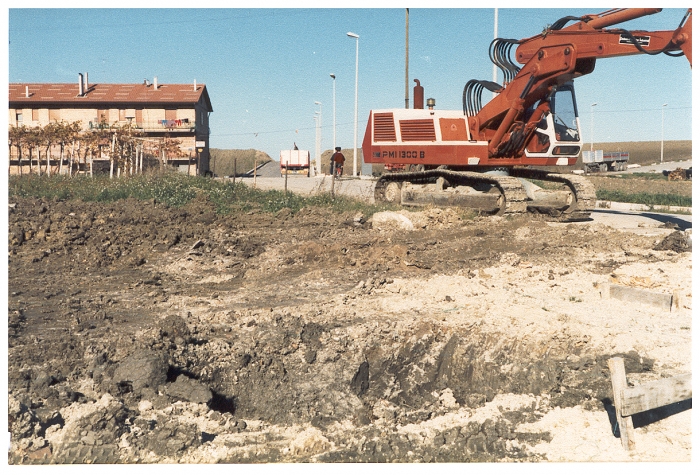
[331,147,345,176]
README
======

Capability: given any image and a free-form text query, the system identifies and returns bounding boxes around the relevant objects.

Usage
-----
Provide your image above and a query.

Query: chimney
[194,79,197,91]
[154,76,158,90]
[25,86,29,98]
[84,72,89,91]
[78,73,84,96]
[413,79,424,109]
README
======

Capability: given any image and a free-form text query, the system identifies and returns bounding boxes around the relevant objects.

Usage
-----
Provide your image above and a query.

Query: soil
[7,193,692,464]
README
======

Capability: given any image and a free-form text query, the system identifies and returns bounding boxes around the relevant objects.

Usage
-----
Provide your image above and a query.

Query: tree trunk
[58,143,65,175]
[46,146,51,177]
[110,133,116,179]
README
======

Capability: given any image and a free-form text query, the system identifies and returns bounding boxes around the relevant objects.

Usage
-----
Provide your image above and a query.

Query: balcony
[89,119,197,133]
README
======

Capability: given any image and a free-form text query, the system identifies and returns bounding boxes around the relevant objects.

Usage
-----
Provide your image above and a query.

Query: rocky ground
[6,191,692,464]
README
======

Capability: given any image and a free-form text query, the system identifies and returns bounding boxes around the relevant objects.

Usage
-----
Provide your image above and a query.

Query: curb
[596,201,691,214]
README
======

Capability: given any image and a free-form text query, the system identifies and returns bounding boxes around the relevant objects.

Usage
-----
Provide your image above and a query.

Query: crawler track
[375,168,595,222]
[511,168,596,221]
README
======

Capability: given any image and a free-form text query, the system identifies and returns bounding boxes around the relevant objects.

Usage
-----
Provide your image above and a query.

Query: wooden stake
[621,373,691,417]
[608,357,636,451]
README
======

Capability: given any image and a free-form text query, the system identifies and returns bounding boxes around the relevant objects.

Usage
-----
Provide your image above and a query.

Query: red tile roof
[9,82,212,111]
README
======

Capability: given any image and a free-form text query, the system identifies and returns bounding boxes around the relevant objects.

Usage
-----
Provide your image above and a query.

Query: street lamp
[313,113,320,175]
[661,103,668,163]
[590,103,597,152]
[347,31,359,176]
[330,74,336,152]
[315,101,322,175]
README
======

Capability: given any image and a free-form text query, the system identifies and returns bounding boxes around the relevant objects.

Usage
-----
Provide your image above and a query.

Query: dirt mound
[7,196,692,463]
[654,230,692,252]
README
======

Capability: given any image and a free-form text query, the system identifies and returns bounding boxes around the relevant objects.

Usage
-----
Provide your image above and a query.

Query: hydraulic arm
[478,8,692,158]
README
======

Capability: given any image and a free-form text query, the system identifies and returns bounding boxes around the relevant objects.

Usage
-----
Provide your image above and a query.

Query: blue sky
[6,3,694,160]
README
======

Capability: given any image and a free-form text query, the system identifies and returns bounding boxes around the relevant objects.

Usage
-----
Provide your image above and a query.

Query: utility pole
[661,103,667,162]
[492,8,498,98]
[314,101,322,175]
[347,32,360,176]
[405,8,409,109]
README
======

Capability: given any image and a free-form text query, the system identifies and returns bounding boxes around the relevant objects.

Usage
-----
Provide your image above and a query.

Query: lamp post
[330,74,336,151]
[590,103,597,152]
[347,31,359,176]
[661,103,668,163]
[313,113,320,175]
[314,101,322,175]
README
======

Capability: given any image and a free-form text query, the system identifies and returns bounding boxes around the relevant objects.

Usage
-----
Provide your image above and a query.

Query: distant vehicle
[582,150,629,173]
[279,149,310,177]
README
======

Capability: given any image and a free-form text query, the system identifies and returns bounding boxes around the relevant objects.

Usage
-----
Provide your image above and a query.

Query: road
[608,159,692,175]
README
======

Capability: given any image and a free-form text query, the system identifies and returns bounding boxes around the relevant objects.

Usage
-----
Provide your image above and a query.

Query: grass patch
[602,173,669,181]
[595,189,691,207]
[8,172,399,216]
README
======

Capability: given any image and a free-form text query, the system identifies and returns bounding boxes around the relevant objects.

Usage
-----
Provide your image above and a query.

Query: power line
[211,120,364,138]
[10,9,316,33]
[585,106,690,114]
[213,103,691,138]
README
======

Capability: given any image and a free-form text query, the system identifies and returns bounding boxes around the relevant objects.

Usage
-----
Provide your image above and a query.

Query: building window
[32,109,39,121]
[16,112,23,124]
[49,109,60,121]
[165,109,177,121]
[119,109,126,121]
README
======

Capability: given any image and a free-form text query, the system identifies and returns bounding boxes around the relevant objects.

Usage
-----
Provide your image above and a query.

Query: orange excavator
[364,8,692,221]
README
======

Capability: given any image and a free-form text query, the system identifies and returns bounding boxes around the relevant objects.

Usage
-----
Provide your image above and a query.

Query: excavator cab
[524,83,582,159]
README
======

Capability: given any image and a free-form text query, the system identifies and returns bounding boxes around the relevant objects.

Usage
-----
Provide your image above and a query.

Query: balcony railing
[89,119,197,132]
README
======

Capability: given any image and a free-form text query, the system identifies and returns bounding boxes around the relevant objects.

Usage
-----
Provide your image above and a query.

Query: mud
[7,195,692,463]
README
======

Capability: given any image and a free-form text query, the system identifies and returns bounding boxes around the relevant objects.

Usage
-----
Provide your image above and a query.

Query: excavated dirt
[7,194,692,463]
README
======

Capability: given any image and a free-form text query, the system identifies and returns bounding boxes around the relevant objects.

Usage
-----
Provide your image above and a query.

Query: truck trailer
[279,149,310,177]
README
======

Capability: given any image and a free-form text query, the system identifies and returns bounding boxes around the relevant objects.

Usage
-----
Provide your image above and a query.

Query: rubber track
[375,170,528,216]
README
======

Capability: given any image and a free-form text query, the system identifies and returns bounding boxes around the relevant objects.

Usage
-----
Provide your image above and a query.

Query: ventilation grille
[373,112,396,142]
[399,119,436,141]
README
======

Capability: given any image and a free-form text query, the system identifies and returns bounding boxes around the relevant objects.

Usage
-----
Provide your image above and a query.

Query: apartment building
[8,75,213,175]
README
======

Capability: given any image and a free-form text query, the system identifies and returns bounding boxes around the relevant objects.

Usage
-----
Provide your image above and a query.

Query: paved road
[225,174,691,233]
[584,209,691,235]
[604,159,692,175]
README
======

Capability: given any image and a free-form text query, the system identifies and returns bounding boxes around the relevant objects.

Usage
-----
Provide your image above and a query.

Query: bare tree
[42,122,62,177]
[26,127,42,175]
[8,125,28,176]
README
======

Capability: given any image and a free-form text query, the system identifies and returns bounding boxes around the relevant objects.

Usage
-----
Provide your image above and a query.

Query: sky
[5,2,695,161]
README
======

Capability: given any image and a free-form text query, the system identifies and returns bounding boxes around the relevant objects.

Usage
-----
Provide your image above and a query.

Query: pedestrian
[331,147,345,176]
